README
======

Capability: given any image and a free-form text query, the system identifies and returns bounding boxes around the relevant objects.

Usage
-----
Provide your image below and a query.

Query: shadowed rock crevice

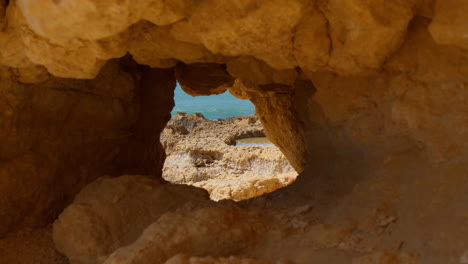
[0,58,177,236]
[113,63,176,177]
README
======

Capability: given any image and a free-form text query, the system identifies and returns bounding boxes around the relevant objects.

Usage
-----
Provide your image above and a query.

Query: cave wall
[302,18,468,164]
[0,59,175,236]
[277,19,468,262]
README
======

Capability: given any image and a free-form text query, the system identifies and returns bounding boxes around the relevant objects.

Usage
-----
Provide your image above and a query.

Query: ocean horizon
[171,84,255,120]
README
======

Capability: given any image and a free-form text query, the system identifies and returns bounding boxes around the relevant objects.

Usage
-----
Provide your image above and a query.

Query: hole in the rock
[161,83,298,202]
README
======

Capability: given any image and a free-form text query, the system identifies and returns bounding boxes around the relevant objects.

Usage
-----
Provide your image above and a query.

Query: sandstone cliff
[0,0,466,263]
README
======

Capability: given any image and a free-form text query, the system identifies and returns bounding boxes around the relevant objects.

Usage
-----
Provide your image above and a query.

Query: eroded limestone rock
[0,60,136,235]
[228,80,308,173]
[175,63,234,96]
[0,59,176,236]
[164,255,276,264]
[53,175,209,264]
[2,0,463,79]
[54,171,452,264]
[103,207,274,264]
[161,113,297,201]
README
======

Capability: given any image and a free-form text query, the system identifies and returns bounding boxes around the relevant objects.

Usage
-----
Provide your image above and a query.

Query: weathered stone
[170,0,304,70]
[175,63,234,96]
[429,0,468,49]
[0,59,176,236]
[226,57,298,85]
[161,113,297,201]
[228,80,307,173]
[293,5,330,72]
[53,175,208,264]
[129,22,218,69]
[320,0,416,75]
[164,255,274,264]
[103,207,273,264]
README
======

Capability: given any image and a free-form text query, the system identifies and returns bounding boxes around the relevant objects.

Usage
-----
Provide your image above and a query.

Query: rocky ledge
[161,113,297,201]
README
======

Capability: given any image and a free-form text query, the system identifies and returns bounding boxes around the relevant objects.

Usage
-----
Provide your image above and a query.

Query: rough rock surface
[102,206,276,264]
[3,0,464,79]
[53,159,467,264]
[176,63,234,96]
[0,59,175,236]
[229,80,308,172]
[0,226,67,264]
[53,175,210,264]
[51,175,311,264]
[0,0,466,263]
[163,255,278,264]
[161,113,297,201]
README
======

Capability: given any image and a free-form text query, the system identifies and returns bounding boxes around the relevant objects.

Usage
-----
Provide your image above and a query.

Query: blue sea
[171,84,255,120]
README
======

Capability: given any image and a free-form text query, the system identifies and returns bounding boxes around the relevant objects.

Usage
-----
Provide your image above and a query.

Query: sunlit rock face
[0,0,467,263]
[161,113,297,201]
[4,0,461,78]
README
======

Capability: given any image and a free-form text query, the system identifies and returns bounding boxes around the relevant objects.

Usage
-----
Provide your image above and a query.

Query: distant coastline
[171,84,255,120]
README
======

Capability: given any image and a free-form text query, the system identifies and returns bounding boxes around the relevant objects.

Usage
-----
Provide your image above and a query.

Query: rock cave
[0,0,467,263]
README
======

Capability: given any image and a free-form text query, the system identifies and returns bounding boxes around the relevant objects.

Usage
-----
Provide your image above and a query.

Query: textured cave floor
[0,226,68,264]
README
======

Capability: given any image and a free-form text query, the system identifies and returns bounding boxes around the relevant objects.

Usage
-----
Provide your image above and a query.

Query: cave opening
[160,82,298,201]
